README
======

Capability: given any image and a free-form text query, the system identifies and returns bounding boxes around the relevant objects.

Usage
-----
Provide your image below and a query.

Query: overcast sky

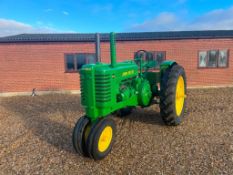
[0,0,233,36]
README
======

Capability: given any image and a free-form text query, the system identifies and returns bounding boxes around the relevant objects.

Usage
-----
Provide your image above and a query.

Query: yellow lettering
[122,70,134,77]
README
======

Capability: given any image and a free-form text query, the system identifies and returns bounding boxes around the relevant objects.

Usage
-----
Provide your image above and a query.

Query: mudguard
[160,60,177,73]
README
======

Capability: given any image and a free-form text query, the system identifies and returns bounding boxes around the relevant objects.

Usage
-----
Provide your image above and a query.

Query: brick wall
[0,38,233,93]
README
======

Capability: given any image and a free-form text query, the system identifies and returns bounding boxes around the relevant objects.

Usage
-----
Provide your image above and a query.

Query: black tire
[72,116,90,156]
[86,117,116,160]
[116,107,133,117]
[160,64,187,126]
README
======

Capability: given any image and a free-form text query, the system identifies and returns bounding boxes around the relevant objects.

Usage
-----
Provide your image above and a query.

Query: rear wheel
[160,64,187,125]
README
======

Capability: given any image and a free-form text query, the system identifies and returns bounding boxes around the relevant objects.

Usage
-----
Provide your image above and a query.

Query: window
[199,51,208,67]
[198,50,229,68]
[134,51,166,69]
[218,50,228,67]
[65,53,96,72]
[76,54,86,70]
[154,51,166,68]
[66,54,75,71]
[208,50,218,67]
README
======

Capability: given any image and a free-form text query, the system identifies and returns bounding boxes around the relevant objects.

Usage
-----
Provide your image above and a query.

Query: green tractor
[72,32,187,160]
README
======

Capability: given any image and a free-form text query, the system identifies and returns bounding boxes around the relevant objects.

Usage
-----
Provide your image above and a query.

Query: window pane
[155,52,165,68]
[134,51,147,66]
[207,50,218,67]
[66,54,75,71]
[146,52,154,61]
[134,51,146,60]
[199,51,207,67]
[86,54,96,64]
[76,54,86,70]
[218,50,228,67]
[76,53,96,70]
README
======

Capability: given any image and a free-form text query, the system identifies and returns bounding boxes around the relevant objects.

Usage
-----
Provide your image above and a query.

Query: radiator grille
[80,74,86,105]
[95,74,111,103]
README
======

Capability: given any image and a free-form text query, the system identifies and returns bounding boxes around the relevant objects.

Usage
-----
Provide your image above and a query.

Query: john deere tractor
[72,32,187,160]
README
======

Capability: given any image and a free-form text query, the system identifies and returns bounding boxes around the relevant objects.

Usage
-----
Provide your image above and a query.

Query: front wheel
[72,116,91,156]
[160,64,187,125]
[86,117,116,160]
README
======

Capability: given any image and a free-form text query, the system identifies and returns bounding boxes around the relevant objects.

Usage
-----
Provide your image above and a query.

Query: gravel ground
[0,88,233,175]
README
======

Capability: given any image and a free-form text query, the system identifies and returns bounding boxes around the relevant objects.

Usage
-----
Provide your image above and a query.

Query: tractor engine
[80,61,153,121]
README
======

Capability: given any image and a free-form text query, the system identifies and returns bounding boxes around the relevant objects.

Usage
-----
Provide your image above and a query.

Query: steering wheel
[134,50,155,72]
[134,50,147,60]
[135,50,154,61]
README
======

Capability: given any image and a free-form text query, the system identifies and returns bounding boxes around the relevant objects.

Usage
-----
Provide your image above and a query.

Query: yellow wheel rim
[175,76,186,116]
[98,126,113,152]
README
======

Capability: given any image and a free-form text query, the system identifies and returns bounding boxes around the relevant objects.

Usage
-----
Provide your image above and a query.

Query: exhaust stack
[110,32,117,67]
[95,33,101,62]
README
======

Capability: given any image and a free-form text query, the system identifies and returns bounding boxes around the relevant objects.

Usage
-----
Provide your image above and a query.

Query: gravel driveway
[0,88,233,174]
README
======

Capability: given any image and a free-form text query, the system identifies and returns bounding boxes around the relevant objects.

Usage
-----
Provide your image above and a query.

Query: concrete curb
[187,84,233,89]
[0,90,81,97]
[1,84,233,97]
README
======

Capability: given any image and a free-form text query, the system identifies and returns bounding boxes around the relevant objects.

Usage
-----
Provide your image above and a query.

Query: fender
[160,60,177,73]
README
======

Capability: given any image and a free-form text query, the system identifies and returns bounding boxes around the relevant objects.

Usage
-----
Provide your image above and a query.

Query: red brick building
[0,30,233,95]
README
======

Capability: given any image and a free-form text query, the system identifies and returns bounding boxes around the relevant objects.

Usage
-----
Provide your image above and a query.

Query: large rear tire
[160,64,187,125]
